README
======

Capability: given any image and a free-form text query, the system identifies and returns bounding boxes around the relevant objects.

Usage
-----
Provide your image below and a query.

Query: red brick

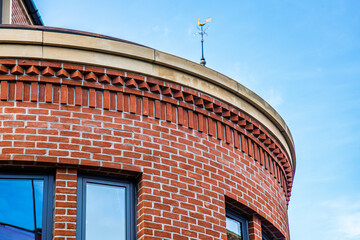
[1,81,8,100]
[0,60,293,240]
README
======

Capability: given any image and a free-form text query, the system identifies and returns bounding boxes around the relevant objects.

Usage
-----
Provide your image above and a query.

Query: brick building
[0,0,42,25]
[0,1,296,240]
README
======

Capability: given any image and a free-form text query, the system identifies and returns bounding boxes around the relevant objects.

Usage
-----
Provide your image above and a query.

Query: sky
[0,179,43,231]
[34,1,360,239]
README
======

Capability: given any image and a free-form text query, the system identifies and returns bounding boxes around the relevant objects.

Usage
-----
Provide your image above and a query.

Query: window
[262,232,272,240]
[0,173,54,240]
[77,176,136,240]
[226,210,248,240]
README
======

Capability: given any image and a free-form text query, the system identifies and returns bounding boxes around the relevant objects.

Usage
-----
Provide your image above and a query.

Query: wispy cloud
[223,62,284,109]
[224,61,258,90]
[321,197,360,239]
[152,25,170,37]
[339,212,360,238]
[262,88,283,108]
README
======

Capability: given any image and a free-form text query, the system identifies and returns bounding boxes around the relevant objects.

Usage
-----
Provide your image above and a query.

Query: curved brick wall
[0,26,295,240]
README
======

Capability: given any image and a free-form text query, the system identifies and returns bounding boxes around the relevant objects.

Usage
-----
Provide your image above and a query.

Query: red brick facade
[0,58,294,239]
[11,0,31,25]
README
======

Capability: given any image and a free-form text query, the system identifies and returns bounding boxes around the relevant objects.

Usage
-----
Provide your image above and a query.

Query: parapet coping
[0,25,296,172]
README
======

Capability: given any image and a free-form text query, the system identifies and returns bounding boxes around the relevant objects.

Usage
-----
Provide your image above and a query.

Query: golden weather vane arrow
[198,17,211,26]
[195,18,211,66]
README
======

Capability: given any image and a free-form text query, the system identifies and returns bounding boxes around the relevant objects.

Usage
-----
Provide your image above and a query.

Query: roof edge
[22,0,43,26]
[0,25,296,173]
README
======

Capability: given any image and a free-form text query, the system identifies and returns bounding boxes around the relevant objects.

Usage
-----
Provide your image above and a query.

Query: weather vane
[195,17,211,66]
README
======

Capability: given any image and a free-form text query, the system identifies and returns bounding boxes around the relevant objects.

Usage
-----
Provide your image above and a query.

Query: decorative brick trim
[0,59,293,201]
[0,58,291,238]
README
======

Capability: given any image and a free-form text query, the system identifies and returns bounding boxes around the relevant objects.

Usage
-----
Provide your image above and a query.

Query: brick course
[0,59,292,239]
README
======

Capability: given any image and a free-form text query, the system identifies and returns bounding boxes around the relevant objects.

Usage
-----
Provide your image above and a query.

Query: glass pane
[85,182,126,240]
[226,217,242,240]
[0,178,44,240]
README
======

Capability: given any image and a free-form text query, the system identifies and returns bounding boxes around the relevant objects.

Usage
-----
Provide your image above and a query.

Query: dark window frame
[226,209,249,240]
[262,231,272,240]
[0,172,54,240]
[76,175,136,240]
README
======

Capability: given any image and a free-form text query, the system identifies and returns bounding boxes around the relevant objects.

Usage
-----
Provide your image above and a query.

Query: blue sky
[0,179,43,231]
[35,1,360,239]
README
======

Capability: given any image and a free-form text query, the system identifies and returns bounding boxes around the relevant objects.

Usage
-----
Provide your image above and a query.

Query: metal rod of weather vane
[200,25,206,66]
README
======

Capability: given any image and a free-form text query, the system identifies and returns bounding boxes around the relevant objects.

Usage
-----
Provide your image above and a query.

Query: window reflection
[0,178,44,240]
[85,182,126,240]
[226,216,243,240]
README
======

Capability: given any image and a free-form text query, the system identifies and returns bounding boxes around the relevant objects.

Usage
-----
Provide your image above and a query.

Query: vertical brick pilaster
[136,175,146,240]
[248,215,262,240]
[53,168,77,240]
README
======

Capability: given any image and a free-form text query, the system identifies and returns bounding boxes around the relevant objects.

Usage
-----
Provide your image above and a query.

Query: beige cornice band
[0,25,296,173]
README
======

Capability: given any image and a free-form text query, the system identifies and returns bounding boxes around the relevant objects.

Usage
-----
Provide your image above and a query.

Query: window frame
[0,172,54,240]
[76,175,136,240]
[262,231,272,240]
[226,209,249,240]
